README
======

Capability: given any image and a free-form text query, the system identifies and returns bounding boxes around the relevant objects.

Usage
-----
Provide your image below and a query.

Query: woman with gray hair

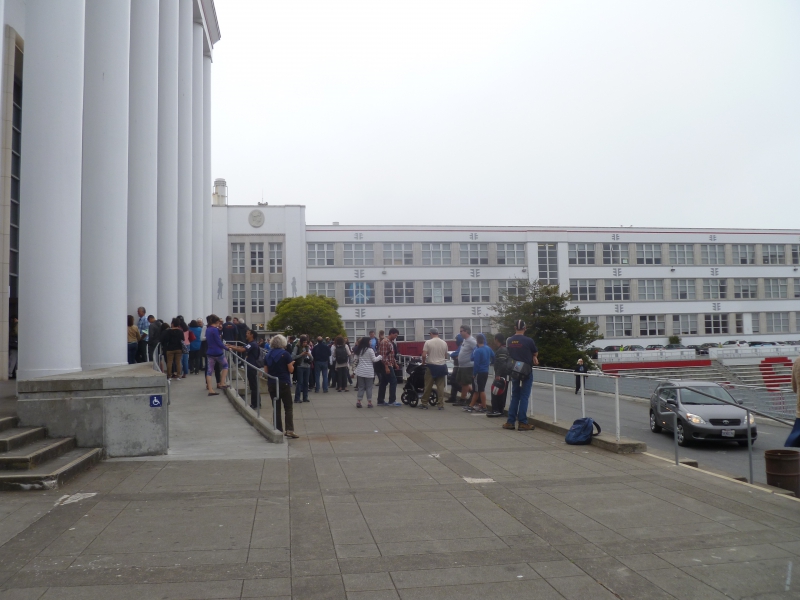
[264,334,299,438]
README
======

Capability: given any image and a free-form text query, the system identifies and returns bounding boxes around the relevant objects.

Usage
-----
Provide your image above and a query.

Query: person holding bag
[503,320,538,431]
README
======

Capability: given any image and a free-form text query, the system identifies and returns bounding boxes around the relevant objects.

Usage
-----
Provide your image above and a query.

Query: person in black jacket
[221,316,239,343]
[574,358,588,394]
[161,318,185,380]
[311,336,331,393]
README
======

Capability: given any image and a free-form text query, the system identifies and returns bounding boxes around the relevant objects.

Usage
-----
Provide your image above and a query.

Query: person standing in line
[136,306,149,362]
[487,333,510,417]
[265,334,299,438]
[162,318,185,380]
[332,336,351,392]
[221,316,239,343]
[127,315,141,365]
[179,318,194,379]
[235,318,249,342]
[292,335,313,403]
[574,358,588,394]
[368,330,378,351]
[464,334,494,413]
[377,328,401,406]
[229,328,262,410]
[454,326,477,406]
[147,315,161,361]
[204,314,229,395]
[446,332,464,404]
[188,320,203,374]
[311,335,331,393]
[419,327,449,410]
[198,317,208,375]
[353,336,382,408]
[504,320,538,431]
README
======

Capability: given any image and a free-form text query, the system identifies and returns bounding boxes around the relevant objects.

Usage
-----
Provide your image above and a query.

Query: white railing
[225,347,278,426]
[597,349,697,363]
[709,346,800,360]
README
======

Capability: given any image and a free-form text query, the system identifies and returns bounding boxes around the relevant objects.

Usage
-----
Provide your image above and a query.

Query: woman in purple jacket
[204,314,229,395]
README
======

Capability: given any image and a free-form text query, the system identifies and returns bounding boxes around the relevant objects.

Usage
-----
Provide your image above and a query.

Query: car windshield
[679,386,734,405]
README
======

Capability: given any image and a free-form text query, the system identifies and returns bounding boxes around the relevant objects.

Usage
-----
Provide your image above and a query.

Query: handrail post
[580,376,585,418]
[746,408,754,484]
[552,371,557,423]
[614,376,620,442]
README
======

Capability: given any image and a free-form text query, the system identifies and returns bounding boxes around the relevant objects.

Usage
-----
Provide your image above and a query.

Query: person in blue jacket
[464,334,494,413]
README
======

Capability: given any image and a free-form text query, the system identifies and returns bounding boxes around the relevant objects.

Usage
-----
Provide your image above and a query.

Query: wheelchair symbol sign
[150,395,163,408]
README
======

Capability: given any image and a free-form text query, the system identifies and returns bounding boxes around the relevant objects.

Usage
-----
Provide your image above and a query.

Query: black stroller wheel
[407,392,418,407]
[400,391,410,405]
[429,390,438,406]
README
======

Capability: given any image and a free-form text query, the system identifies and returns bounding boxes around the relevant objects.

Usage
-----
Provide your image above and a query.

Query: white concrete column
[203,56,215,318]
[127,0,160,318]
[177,0,193,317]
[191,23,204,320]
[157,0,179,320]
[18,1,86,379]
[203,55,212,317]
[81,0,132,370]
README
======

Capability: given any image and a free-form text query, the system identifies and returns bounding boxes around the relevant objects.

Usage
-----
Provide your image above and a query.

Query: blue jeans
[507,376,533,425]
[294,367,310,402]
[181,353,189,376]
[314,362,328,392]
[377,368,397,403]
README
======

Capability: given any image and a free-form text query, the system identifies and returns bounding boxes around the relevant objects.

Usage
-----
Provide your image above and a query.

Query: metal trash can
[764,449,800,497]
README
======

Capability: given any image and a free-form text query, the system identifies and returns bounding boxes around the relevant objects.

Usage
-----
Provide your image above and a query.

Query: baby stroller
[400,359,438,407]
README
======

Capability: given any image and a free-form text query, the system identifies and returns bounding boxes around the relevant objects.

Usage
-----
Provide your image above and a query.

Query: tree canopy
[491,280,601,369]
[266,295,345,340]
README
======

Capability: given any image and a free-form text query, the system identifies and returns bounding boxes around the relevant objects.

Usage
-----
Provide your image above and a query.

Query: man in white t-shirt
[420,328,450,410]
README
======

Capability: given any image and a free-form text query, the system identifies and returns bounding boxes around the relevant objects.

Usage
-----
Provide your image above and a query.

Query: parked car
[722,340,749,348]
[622,345,645,351]
[663,344,685,350]
[686,345,700,354]
[749,341,774,347]
[697,342,718,355]
[649,380,757,447]
[586,347,601,359]
[602,345,622,352]
[645,344,664,350]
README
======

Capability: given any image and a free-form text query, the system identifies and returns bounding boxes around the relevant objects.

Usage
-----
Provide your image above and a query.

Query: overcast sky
[210,0,800,229]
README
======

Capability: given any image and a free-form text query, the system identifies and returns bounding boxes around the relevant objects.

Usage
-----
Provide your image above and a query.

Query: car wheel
[676,422,690,447]
[649,411,662,433]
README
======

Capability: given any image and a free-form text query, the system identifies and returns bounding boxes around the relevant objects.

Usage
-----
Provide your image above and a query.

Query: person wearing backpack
[504,320,538,431]
[488,333,510,417]
[333,336,351,392]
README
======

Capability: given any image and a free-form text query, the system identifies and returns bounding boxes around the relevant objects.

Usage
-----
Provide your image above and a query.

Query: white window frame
[792,244,800,265]
[602,243,629,265]
[307,243,334,266]
[345,320,377,341]
[752,313,761,334]
[538,243,558,284]
[423,281,452,304]
[424,319,454,340]
[636,243,662,265]
[732,244,755,265]
[569,279,596,301]
[639,315,666,336]
[384,281,414,304]
[422,243,451,265]
[461,280,490,303]
[232,283,245,314]
[669,244,694,265]
[497,243,525,265]
[250,243,264,274]
[703,278,727,300]
[670,279,696,300]
[383,243,413,266]
[733,278,758,299]
[231,243,245,274]
[498,280,522,299]
[672,314,697,335]
[344,243,374,266]
[345,281,375,305]
[766,312,789,333]
[568,242,595,265]
[308,282,335,297]
[763,244,785,265]
[604,279,630,301]
[384,319,416,341]
[764,278,788,299]
[704,314,728,334]
[637,279,664,300]
[251,283,264,313]
[269,283,282,312]
[268,242,282,274]
[700,244,725,265]
[459,243,488,265]
[463,318,492,335]
[606,315,633,338]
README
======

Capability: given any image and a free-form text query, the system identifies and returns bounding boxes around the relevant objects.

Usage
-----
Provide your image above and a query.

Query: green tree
[266,295,345,340]
[668,334,681,345]
[491,280,601,369]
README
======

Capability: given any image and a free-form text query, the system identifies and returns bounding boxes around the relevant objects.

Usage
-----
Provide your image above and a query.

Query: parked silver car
[649,380,757,447]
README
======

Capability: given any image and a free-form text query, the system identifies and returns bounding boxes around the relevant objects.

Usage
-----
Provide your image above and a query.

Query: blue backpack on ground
[565,418,601,445]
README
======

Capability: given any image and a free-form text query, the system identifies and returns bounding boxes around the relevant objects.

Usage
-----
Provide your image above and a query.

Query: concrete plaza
[1,378,800,599]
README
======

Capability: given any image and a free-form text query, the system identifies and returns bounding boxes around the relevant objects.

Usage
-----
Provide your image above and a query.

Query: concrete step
[0,416,19,432]
[0,447,103,491]
[0,426,46,452]
[0,437,75,470]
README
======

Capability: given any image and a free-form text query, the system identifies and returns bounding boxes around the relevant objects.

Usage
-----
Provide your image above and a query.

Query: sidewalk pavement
[1,379,800,599]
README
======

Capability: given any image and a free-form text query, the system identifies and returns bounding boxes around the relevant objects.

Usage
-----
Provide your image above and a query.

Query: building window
[232,283,245,314]
[269,283,283,312]
[763,244,785,265]
[269,243,283,274]
[569,279,596,301]
[384,281,414,304]
[423,281,452,304]
[422,243,451,265]
[752,313,761,334]
[463,318,492,334]
[344,243,374,266]
[308,282,335,297]
[640,315,666,336]
[673,314,698,335]
[461,280,490,303]
[383,243,412,266]
[345,320,376,341]
[732,244,755,265]
[568,243,595,265]
[602,243,629,265]
[702,278,727,299]
[307,243,334,266]
[606,315,633,338]
[671,279,696,300]
[579,316,599,326]
[638,279,664,300]
[250,243,264,274]
[345,282,375,304]
[766,312,789,333]
[701,244,725,265]
[384,320,415,341]
[733,278,758,299]
[792,245,800,265]
[424,319,454,340]
[498,280,522,299]
[636,243,662,265]
[604,279,630,301]
[735,313,744,334]
[704,314,728,334]
[669,244,694,265]
[497,243,525,265]
[538,243,558,284]
[460,243,488,265]
[795,280,800,299]
[231,243,245,274]
[251,283,264,313]
[764,278,788,299]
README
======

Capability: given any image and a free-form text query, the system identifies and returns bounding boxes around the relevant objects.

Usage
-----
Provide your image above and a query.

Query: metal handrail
[224,347,277,426]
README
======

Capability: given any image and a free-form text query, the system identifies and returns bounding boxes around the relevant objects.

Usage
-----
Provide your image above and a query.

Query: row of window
[231,283,283,314]
[342,318,493,342]
[231,243,283,274]
[569,278,800,301]
[569,243,799,266]
[309,280,523,305]
[307,242,528,267]
[603,312,794,337]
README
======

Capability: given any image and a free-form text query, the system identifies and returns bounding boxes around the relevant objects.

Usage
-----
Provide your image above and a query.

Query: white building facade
[212,198,800,347]
[1,0,221,380]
